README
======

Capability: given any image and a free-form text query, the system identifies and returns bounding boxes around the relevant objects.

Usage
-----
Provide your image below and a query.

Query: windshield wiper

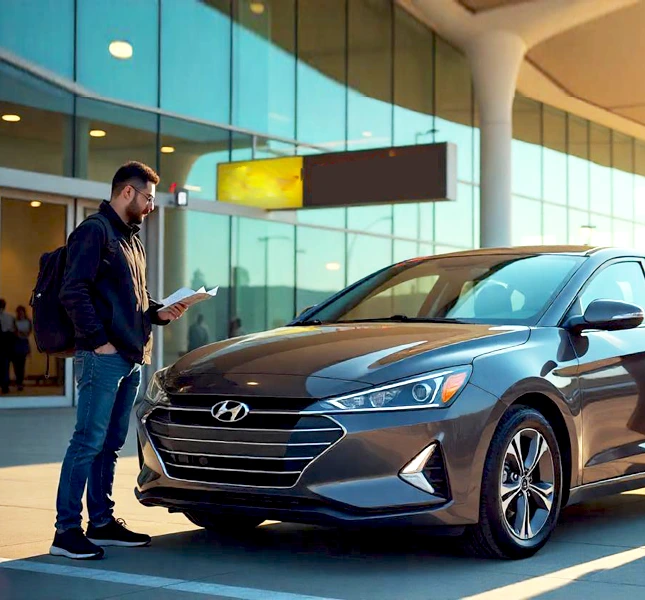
[289,318,324,326]
[337,315,468,324]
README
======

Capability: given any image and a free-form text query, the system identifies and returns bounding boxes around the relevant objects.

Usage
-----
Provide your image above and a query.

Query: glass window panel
[634,142,645,223]
[393,7,434,147]
[435,38,473,183]
[543,204,567,245]
[297,0,346,150]
[542,106,567,205]
[233,218,295,334]
[0,62,74,176]
[347,205,393,234]
[435,184,473,247]
[0,1,74,78]
[473,185,480,248]
[636,225,645,252]
[159,116,235,201]
[579,262,645,313]
[512,196,542,246]
[232,0,296,138]
[419,203,435,245]
[589,124,612,216]
[393,204,419,239]
[75,99,158,183]
[569,209,592,245]
[394,240,419,263]
[568,116,589,211]
[297,208,346,228]
[163,209,231,364]
[613,219,633,248]
[347,0,393,150]
[589,214,613,246]
[512,95,542,199]
[613,132,634,221]
[419,242,434,257]
[77,0,159,106]
[347,234,393,284]
[296,227,345,314]
[161,0,231,123]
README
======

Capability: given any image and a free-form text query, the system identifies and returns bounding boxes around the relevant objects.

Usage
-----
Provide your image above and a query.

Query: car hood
[163,323,530,398]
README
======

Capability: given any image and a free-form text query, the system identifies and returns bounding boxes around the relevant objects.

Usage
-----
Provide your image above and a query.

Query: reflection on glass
[347,0,393,150]
[163,209,230,365]
[233,218,295,334]
[297,0,346,150]
[161,0,231,122]
[296,226,346,314]
[0,62,74,176]
[0,1,74,78]
[435,38,473,183]
[393,7,434,147]
[512,196,542,246]
[589,124,611,216]
[75,99,157,183]
[77,0,159,106]
[543,107,567,205]
[232,0,296,138]
[512,96,541,199]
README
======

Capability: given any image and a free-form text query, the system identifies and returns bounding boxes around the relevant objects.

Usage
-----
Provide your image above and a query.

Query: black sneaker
[50,528,105,560]
[87,518,151,547]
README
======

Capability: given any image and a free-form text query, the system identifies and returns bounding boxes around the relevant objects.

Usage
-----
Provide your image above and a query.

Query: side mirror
[566,299,644,333]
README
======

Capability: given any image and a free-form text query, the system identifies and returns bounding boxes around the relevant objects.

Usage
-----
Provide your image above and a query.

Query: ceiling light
[161,146,175,154]
[184,184,202,192]
[326,261,341,271]
[30,201,42,208]
[250,2,265,14]
[109,40,133,59]
[2,114,20,122]
[362,131,373,137]
[89,129,106,138]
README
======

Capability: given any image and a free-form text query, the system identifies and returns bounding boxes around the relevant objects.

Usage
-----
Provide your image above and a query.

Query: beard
[125,198,146,225]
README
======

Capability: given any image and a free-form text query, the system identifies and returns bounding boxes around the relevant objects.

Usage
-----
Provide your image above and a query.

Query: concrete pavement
[2,407,645,599]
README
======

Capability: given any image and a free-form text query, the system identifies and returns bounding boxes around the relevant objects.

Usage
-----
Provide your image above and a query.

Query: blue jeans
[55,350,142,532]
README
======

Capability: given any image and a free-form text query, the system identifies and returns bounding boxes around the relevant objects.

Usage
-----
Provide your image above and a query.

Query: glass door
[0,191,75,408]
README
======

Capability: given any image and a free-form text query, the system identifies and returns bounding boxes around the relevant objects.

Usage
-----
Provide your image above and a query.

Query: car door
[568,259,645,484]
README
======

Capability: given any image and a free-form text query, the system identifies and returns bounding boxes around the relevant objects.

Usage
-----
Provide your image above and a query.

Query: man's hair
[111,161,160,199]
[0,299,5,310]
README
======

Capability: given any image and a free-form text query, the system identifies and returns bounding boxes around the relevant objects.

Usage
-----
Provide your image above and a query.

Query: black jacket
[60,201,168,364]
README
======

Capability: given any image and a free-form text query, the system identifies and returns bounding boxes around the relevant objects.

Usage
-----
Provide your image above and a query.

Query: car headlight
[308,366,472,413]
[145,367,169,404]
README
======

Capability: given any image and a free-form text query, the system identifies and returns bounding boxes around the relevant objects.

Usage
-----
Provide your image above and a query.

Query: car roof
[405,246,645,261]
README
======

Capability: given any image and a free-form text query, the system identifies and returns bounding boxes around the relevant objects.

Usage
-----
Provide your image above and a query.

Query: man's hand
[158,302,188,322]
[95,342,118,355]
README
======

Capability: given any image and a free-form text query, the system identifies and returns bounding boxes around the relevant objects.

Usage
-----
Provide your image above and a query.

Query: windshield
[304,253,585,326]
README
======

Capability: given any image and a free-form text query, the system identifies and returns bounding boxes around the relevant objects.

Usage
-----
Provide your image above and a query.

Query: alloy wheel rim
[500,427,555,541]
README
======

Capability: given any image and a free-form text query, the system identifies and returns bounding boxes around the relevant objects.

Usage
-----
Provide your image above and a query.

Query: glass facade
[2,0,645,372]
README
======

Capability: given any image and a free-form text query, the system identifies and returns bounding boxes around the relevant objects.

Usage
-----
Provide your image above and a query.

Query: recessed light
[109,40,133,59]
[89,129,106,138]
[362,131,373,137]
[161,146,175,154]
[326,261,341,271]
[247,381,259,386]
[250,2,265,14]
[30,201,42,208]
[2,114,20,122]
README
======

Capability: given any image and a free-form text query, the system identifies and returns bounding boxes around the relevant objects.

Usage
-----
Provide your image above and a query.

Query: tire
[463,404,563,559]
[184,511,265,533]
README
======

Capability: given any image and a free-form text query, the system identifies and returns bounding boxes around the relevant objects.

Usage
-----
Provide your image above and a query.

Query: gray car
[135,246,645,559]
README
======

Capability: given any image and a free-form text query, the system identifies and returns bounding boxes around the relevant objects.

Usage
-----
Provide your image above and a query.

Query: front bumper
[134,383,502,528]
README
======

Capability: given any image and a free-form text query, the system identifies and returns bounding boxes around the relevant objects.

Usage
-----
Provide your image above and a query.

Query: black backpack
[30,213,114,365]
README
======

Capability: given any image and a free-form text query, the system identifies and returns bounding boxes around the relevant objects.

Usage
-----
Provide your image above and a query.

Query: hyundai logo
[211,400,250,423]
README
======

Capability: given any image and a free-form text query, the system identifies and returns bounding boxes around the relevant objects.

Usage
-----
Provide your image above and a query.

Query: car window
[579,261,645,313]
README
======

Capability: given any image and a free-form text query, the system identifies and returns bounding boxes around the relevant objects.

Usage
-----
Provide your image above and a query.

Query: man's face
[125,181,156,225]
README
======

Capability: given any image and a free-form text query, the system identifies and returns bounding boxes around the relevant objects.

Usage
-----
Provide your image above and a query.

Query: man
[51,161,187,560]
[187,313,209,352]
[0,299,16,394]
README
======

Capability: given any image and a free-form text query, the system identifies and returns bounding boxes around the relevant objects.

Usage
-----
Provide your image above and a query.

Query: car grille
[144,406,344,488]
[423,445,450,500]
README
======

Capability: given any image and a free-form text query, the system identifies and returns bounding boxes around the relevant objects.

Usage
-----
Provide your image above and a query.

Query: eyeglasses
[130,185,155,204]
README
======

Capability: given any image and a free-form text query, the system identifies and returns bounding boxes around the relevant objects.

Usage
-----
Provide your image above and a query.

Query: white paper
[160,286,219,311]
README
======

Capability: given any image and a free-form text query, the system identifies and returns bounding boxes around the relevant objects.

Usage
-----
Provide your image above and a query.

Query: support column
[466,32,525,248]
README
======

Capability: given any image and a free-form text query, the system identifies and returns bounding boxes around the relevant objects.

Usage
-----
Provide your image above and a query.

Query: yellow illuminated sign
[217,156,303,209]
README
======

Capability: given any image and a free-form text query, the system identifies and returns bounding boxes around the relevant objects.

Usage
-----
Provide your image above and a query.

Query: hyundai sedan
[135,246,645,559]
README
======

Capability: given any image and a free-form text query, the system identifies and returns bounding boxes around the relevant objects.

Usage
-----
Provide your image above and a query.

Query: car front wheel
[183,511,265,533]
[464,404,563,559]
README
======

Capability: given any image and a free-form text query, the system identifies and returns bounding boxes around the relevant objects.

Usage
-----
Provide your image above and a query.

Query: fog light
[399,443,437,494]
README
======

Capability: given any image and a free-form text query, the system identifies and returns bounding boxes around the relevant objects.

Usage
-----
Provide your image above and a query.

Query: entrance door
[0,192,74,408]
